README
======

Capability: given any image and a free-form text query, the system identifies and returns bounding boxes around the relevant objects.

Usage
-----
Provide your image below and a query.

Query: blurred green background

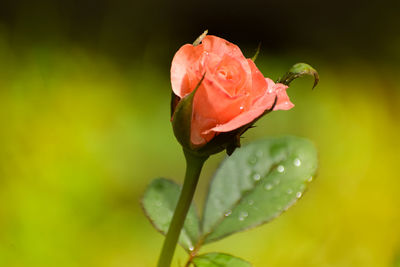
[0,0,400,266]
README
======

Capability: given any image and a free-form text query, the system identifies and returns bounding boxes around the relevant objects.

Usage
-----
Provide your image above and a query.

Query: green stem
[157,149,208,267]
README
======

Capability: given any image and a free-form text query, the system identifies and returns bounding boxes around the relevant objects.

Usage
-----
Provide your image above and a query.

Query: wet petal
[170,44,204,97]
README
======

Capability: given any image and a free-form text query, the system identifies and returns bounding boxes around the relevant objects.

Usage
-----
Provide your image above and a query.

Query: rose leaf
[201,136,318,244]
[141,178,200,252]
[191,253,252,267]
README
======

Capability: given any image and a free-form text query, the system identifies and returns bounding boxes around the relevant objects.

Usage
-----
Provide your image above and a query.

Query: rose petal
[206,78,293,133]
[190,75,247,145]
[170,44,204,97]
[205,91,275,133]
[202,35,244,60]
[204,106,266,133]
[266,78,294,110]
[203,36,252,83]
[246,59,269,104]
[206,54,251,97]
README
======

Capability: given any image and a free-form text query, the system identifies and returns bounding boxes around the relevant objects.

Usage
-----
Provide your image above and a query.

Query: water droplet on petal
[265,183,273,190]
[277,165,285,173]
[239,106,244,110]
[296,192,302,198]
[294,158,301,167]
[224,210,232,217]
[253,173,261,181]
[287,189,293,194]
[267,88,273,94]
[239,211,248,221]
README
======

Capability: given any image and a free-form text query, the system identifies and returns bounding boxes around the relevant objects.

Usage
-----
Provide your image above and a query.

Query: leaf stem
[157,149,208,267]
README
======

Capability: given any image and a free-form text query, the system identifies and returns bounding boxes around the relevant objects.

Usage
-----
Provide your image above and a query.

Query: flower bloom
[171,35,294,147]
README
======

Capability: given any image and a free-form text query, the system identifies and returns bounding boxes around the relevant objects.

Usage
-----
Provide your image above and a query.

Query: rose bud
[170,32,318,157]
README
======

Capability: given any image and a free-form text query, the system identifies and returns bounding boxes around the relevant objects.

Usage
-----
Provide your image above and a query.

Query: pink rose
[171,35,294,148]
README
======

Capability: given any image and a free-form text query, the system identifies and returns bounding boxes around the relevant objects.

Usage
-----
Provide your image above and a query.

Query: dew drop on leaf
[224,210,232,217]
[253,173,261,181]
[248,157,257,165]
[277,165,285,173]
[265,184,273,190]
[294,158,301,167]
[239,211,248,221]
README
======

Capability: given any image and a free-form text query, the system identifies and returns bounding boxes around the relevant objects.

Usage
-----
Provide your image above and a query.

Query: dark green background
[0,0,399,266]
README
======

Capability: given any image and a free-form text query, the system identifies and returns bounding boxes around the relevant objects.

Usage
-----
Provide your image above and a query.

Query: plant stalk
[157,149,207,267]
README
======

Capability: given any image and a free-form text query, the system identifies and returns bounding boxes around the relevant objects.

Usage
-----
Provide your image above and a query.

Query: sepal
[171,74,205,150]
[278,63,319,89]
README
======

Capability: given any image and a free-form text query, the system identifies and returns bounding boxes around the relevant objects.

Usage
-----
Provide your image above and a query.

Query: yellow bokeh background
[0,19,400,267]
